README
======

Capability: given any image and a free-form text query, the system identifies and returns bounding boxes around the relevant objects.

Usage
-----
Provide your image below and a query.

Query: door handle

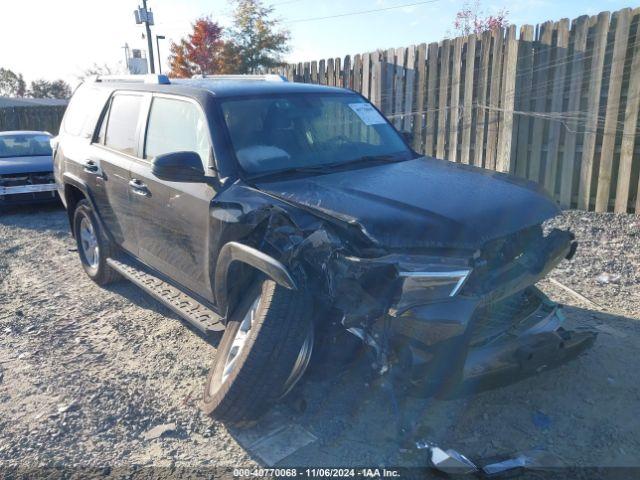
[84,160,99,174]
[129,178,151,197]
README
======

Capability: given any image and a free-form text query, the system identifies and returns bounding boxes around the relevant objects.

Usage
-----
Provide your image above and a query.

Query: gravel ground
[0,204,638,473]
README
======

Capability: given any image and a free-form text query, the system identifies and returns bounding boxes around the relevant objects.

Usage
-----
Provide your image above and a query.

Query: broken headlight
[395,269,471,310]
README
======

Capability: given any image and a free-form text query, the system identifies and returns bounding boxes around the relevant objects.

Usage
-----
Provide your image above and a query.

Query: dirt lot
[0,204,639,472]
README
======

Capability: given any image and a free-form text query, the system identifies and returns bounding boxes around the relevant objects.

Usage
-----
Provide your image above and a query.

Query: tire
[203,279,314,426]
[72,199,120,285]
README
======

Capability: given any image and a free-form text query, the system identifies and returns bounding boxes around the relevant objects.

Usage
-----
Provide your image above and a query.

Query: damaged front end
[332,225,596,396]
[215,176,596,396]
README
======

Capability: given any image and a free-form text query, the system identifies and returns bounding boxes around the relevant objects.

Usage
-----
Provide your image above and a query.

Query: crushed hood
[254,157,560,250]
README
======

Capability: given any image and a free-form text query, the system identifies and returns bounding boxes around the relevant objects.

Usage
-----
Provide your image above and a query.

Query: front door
[129,94,216,301]
[90,92,146,254]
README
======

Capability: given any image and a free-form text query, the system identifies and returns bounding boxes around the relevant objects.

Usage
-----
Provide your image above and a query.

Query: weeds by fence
[271,7,640,213]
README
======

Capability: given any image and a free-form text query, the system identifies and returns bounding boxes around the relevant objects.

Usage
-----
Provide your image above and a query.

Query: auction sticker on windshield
[349,103,386,125]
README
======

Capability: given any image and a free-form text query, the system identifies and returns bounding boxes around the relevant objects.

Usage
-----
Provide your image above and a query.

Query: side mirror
[401,130,414,145]
[152,151,206,183]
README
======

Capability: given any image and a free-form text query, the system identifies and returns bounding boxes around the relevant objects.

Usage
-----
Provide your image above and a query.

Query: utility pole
[134,1,155,74]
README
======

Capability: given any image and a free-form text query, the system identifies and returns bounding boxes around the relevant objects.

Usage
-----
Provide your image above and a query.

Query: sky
[0,0,635,88]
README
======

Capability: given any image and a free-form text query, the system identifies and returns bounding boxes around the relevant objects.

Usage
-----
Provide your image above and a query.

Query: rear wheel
[203,279,314,426]
[72,199,119,285]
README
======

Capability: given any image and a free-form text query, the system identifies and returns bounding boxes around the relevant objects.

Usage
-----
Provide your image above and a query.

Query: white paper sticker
[349,103,386,126]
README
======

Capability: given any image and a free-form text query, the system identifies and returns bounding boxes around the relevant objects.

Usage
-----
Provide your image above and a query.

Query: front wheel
[203,279,314,426]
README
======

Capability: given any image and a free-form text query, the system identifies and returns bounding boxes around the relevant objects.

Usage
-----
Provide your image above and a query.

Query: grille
[469,288,548,346]
[0,171,54,186]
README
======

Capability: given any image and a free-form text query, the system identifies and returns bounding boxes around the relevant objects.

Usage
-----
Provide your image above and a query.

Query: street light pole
[156,35,166,75]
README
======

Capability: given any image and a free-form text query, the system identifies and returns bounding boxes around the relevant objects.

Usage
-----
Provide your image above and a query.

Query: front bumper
[393,287,596,396]
[0,176,58,205]
[0,183,58,195]
[457,306,596,395]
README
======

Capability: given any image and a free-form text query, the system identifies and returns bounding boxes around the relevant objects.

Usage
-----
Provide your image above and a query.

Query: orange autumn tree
[169,17,227,78]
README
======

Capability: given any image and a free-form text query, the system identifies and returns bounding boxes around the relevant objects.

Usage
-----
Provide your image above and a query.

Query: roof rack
[91,74,171,85]
[191,74,288,82]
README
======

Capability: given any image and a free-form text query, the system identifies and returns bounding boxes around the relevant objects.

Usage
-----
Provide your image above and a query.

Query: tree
[27,79,72,99]
[452,0,509,36]
[77,62,129,82]
[0,68,26,97]
[225,0,290,73]
[168,17,226,78]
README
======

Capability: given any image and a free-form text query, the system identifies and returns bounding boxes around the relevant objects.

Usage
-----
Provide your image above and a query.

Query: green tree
[225,0,290,73]
[0,68,26,97]
[27,79,72,99]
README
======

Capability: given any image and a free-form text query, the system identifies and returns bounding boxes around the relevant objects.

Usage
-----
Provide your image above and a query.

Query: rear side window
[144,97,210,165]
[104,94,143,156]
[63,85,109,137]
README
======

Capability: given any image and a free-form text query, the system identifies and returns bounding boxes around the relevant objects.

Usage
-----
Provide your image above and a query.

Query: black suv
[54,74,595,425]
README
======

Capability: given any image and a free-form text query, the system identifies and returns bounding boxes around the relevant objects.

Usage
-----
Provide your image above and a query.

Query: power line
[270,0,306,6]
[285,0,442,24]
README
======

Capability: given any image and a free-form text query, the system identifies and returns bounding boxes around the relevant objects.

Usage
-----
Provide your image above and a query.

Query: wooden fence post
[474,30,492,167]
[460,34,476,165]
[578,12,610,210]
[424,42,439,156]
[402,45,417,132]
[596,8,632,212]
[342,55,351,89]
[327,58,335,87]
[496,25,518,173]
[382,48,395,115]
[615,15,640,212]
[371,51,383,108]
[393,47,407,129]
[528,21,554,183]
[448,37,463,162]
[412,43,428,153]
[353,54,363,93]
[362,52,371,98]
[543,19,570,192]
[484,28,504,170]
[436,39,450,159]
[319,60,326,85]
[559,16,589,208]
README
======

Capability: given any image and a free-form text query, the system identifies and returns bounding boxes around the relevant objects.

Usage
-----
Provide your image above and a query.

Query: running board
[106,257,225,335]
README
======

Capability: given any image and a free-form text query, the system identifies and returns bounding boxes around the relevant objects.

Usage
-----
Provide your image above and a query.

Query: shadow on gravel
[231,305,640,468]
[0,202,66,229]
[104,280,223,348]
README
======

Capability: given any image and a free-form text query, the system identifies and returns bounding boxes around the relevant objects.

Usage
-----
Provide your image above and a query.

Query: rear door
[89,92,146,254]
[55,85,110,208]
[129,94,216,300]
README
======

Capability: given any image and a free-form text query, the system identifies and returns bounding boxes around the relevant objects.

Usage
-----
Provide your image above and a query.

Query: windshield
[0,134,52,159]
[220,93,412,176]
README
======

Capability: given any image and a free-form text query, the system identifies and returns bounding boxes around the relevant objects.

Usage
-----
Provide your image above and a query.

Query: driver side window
[144,96,211,168]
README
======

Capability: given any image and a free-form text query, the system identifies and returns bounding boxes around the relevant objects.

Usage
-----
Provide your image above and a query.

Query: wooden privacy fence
[0,105,67,135]
[270,7,640,213]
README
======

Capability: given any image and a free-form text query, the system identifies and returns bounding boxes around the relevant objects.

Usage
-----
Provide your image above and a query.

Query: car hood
[0,155,53,175]
[254,157,560,250]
